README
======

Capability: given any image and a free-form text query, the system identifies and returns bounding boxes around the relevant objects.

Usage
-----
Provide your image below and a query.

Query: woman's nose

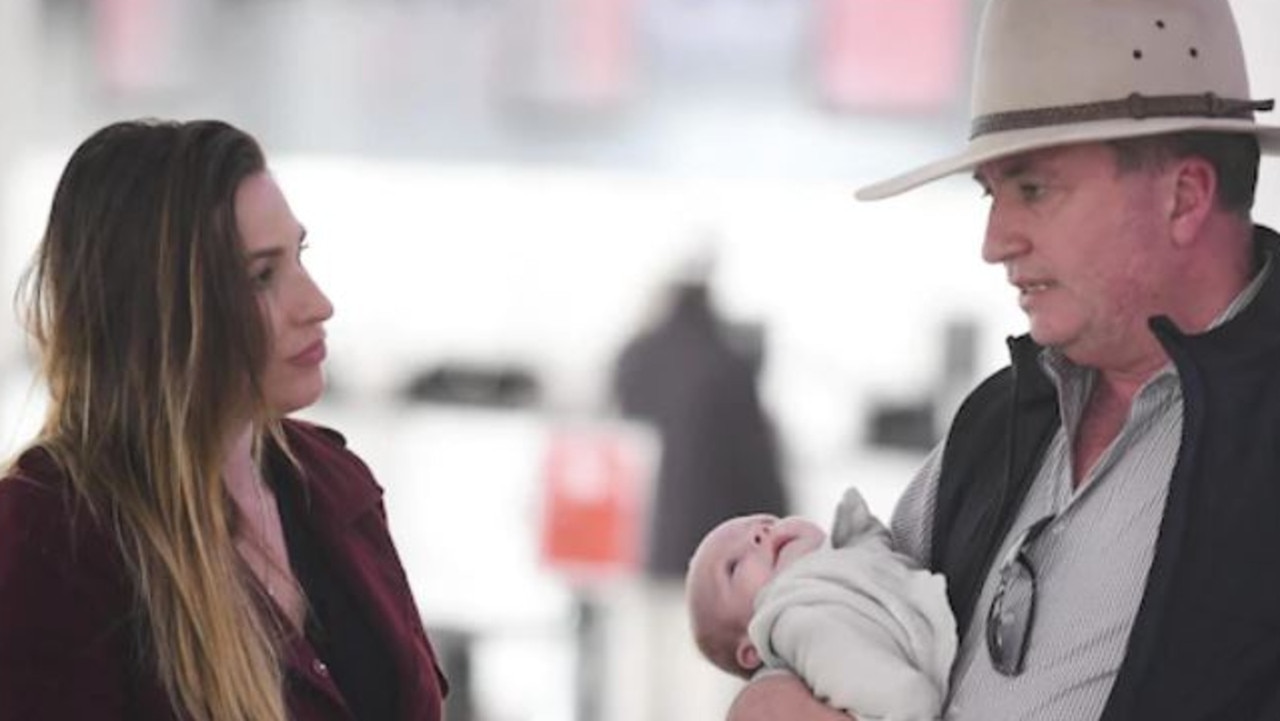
[300,272,335,324]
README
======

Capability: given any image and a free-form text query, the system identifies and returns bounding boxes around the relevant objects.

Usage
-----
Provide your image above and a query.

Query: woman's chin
[268,381,326,416]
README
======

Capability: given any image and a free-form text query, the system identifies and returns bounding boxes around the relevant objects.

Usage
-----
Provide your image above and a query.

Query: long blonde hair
[20,120,289,721]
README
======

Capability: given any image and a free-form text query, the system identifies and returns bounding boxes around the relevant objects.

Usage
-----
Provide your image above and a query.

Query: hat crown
[973,0,1251,118]
[854,0,1280,201]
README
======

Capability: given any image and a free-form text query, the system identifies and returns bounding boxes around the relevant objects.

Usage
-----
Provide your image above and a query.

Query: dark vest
[932,226,1280,720]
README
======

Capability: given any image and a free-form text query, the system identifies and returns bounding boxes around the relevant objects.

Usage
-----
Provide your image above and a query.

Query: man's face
[974,142,1175,369]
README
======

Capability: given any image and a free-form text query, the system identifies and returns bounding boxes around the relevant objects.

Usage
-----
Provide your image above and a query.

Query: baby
[685,488,956,721]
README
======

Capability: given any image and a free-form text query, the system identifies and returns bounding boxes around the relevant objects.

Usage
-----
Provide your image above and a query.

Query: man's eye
[1018,182,1046,202]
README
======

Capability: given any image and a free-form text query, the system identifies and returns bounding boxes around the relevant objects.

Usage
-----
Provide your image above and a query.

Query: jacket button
[312,659,329,677]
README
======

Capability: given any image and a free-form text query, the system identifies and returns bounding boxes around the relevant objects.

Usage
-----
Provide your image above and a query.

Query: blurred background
[0,1,1277,719]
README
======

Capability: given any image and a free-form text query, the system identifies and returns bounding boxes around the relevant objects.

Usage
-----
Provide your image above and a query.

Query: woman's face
[236,171,333,415]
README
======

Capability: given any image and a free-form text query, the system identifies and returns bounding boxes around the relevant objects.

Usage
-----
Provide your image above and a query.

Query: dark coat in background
[613,284,790,579]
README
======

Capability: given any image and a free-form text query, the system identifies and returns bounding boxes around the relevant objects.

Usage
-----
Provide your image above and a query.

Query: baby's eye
[727,560,738,578]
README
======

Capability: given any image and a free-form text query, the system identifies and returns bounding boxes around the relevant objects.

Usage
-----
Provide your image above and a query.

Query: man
[730,0,1280,719]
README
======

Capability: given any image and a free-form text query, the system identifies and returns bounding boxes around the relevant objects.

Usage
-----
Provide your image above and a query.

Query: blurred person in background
[611,248,790,721]
[732,0,1280,719]
[0,120,447,721]
[614,249,790,582]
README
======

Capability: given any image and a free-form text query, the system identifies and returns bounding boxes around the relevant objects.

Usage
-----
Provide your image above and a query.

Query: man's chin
[1027,325,1062,348]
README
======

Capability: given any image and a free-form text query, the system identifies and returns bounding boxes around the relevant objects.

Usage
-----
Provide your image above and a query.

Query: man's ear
[1168,156,1216,248]
[736,638,762,672]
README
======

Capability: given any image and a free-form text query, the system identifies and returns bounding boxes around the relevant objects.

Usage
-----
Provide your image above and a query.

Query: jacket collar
[1149,225,1280,360]
[269,420,384,528]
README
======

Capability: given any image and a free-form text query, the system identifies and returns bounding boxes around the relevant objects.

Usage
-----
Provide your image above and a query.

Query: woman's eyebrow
[246,247,284,262]
[245,228,307,262]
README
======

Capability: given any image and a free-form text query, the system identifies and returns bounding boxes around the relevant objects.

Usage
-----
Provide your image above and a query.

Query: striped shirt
[890,257,1271,721]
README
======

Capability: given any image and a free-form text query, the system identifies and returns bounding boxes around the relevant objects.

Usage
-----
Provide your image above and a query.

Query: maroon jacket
[0,419,447,720]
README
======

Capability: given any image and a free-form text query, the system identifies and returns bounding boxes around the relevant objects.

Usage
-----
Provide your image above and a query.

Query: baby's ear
[735,638,761,673]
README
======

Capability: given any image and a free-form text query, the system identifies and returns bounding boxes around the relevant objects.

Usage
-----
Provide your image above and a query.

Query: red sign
[816,0,967,112]
[538,427,646,581]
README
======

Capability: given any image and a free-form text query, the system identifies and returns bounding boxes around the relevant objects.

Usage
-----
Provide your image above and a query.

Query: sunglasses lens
[986,514,1054,676]
[987,559,1036,675]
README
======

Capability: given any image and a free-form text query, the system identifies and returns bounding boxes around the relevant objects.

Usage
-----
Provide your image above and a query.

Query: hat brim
[855,118,1280,201]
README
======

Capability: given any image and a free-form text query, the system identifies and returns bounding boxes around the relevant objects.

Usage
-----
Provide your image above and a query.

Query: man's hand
[726,672,853,721]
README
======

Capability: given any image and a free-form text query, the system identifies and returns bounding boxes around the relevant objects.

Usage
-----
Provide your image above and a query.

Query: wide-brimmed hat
[856,0,1280,201]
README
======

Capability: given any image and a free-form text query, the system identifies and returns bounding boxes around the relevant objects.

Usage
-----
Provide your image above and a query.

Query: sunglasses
[986,514,1057,676]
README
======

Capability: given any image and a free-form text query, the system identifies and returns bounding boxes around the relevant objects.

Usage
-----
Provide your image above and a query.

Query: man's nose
[981,204,1030,265]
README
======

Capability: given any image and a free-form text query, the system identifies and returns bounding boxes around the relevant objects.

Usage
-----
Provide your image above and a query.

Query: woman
[0,120,447,720]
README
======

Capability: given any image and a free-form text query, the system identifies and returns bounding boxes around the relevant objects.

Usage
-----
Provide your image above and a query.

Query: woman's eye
[253,265,275,288]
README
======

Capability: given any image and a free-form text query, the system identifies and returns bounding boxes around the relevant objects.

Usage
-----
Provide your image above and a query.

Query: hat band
[971,92,1276,139]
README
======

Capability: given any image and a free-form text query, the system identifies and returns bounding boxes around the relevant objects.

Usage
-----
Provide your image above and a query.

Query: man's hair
[1108,132,1261,217]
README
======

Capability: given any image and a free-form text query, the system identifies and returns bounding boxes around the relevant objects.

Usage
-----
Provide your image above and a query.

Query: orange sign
[538,427,646,580]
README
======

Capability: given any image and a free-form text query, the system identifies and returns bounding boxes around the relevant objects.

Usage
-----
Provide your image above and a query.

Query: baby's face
[688,514,826,631]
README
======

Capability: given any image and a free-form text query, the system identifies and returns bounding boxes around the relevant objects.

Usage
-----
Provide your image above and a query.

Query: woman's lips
[287,340,327,367]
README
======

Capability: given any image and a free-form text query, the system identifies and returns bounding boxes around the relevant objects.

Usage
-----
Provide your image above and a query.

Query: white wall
[1234,0,1280,228]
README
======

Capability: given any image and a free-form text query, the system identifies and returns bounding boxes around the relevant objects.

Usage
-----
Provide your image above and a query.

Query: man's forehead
[975,148,1053,182]
[974,143,1107,183]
